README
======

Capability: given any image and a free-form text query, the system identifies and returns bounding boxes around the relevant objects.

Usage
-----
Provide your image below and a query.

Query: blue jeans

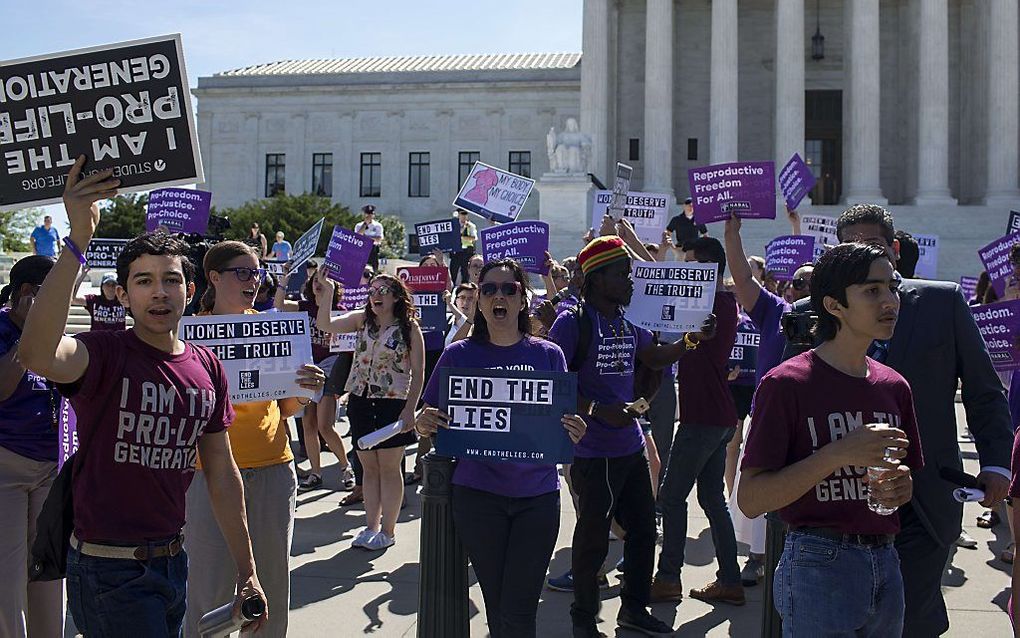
[775,531,904,637]
[656,423,740,585]
[67,544,188,637]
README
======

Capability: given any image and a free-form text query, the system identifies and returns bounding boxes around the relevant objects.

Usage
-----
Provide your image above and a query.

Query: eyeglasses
[219,267,266,282]
[369,285,393,297]
[792,277,809,291]
[479,282,522,297]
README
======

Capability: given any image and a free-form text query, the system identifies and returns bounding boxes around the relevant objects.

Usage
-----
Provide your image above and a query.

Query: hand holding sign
[294,363,327,394]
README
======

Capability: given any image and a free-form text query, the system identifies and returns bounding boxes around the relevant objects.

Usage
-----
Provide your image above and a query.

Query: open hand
[294,364,326,393]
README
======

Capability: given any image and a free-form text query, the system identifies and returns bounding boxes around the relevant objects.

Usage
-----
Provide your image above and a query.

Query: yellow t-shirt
[196,309,294,470]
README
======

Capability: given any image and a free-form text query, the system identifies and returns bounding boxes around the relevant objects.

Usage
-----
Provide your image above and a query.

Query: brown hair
[365,273,417,346]
[200,241,259,312]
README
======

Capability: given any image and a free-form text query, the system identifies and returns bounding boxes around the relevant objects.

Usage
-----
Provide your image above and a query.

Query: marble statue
[546,117,592,174]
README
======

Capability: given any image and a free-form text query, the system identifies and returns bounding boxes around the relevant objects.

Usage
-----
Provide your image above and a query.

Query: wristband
[64,237,88,265]
[587,400,598,417]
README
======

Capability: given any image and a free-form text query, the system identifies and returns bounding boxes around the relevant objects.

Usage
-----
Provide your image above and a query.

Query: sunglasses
[369,285,394,297]
[363,271,374,279]
[219,267,266,282]
[479,282,522,297]
[792,277,809,291]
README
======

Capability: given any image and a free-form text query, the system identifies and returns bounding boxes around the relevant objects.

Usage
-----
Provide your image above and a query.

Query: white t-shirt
[355,220,384,241]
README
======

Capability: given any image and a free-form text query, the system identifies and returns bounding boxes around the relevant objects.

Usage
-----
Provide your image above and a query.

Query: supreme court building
[194,0,1020,279]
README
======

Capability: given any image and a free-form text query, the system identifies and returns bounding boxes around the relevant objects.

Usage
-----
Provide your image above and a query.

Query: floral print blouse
[345,321,411,399]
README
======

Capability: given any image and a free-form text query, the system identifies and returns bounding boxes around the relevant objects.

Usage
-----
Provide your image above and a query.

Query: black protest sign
[0,34,202,210]
[1009,211,1020,235]
[84,238,127,269]
[414,218,460,253]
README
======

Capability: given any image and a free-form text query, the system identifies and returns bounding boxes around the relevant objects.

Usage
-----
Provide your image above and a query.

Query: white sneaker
[956,531,978,549]
[365,531,396,551]
[351,528,377,549]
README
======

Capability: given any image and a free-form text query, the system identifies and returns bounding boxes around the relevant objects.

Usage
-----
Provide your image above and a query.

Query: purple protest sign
[688,161,777,224]
[778,153,817,211]
[58,398,77,471]
[973,300,1020,371]
[479,220,550,275]
[978,232,1020,297]
[765,235,815,281]
[323,226,373,287]
[145,188,212,234]
[339,285,371,311]
[960,276,979,302]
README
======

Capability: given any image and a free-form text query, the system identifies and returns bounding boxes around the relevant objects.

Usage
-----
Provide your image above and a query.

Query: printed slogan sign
[800,214,837,260]
[435,368,576,464]
[914,234,939,279]
[978,232,1020,297]
[84,237,127,269]
[145,187,211,234]
[591,190,669,244]
[454,161,535,223]
[688,161,777,224]
[778,153,817,211]
[960,276,979,301]
[324,225,372,287]
[179,312,315,403]
[289,217,324,272]
[972,300,1020,371]
[58,398,77,471]
[397,266,448,335]
[729,321,760,383]
[414,218,460,253]
[479,220,550,274]
[1008,211,1020,235]
[766,235,815,281]
[624,261,718,332]
[0,34,203,210]
[606,162,633,221]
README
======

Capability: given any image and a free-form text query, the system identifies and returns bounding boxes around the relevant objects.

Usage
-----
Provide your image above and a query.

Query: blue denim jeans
[67,544,188,637]
[775,531,904,637]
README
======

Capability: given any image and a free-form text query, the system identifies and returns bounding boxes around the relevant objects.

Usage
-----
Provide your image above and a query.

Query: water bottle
[866,446,899,516]
[198,595,266,637]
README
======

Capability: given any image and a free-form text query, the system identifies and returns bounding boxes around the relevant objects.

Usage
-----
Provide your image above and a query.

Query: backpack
[567,304,663,404]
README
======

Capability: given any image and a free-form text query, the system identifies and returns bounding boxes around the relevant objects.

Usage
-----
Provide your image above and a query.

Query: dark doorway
[805,90,843,205]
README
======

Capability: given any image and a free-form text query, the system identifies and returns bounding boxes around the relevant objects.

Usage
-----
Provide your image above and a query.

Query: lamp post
[812,0,825,60]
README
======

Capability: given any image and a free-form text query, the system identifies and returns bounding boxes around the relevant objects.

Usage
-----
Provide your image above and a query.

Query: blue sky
[3,0,583,230]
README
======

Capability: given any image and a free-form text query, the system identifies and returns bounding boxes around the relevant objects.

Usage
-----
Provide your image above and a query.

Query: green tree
[0,207,41,252]
[96,193,148,238]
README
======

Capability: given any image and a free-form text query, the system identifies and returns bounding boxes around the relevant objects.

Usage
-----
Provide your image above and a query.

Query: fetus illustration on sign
[464,167,499,206]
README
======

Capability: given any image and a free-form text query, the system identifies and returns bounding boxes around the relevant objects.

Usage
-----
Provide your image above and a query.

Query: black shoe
[572,624,607,638]
[297,473,323,492]
[617,607,675,636]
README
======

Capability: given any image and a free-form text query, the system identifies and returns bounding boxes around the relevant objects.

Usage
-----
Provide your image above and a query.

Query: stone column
[914,0,955,205]
[775,0,809,209]
[643,0,674,193]
[984,0,1020,205]
[844,0,887,204]
[581,0,612,182]
[710,0,738,163]
[244,113,260,203]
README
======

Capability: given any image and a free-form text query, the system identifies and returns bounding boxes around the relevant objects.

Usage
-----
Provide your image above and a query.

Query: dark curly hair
[116,231,196,290]
[365,273,417,346]
[811,242,895,342]
[470,259,533,343]
[836,204,896,246]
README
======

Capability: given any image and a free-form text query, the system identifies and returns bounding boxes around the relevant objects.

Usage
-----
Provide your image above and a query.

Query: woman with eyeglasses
[0,255,64,637]
[415,258,587,638]
[275,263,355,493]
[183,241,325,637]
[314,270,424,550]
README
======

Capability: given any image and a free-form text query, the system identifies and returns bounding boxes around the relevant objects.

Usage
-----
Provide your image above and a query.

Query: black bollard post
[417,453,469,638]
[760,512,786,638]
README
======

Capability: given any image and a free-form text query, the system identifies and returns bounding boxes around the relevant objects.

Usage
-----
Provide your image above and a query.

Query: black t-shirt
[666,214,707,250]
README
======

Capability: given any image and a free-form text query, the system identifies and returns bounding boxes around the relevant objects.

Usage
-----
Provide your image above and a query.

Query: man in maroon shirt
[651,237,743,605]
[738,242,922,635]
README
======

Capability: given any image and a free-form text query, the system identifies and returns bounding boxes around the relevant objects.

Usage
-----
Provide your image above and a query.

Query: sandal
[405,472,421,485]
[977,510,1000,528]
[340,487,364,507]
[1002,542,1015,565]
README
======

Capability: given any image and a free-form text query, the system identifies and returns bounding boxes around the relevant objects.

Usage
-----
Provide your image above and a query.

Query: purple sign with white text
[145,188,212,235]
[960,276,979,302]
[779,153,817,210]
[765,235,815,281]
[978,232,1020,297]
[58,398,77,471]
[479,220,550,275]
[973,300,1020,371]
[688,161,777,224]
[324,226,373,287]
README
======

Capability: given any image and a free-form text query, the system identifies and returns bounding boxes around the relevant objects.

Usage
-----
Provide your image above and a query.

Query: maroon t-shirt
[85,294,126,331]
[60,330,234,543]
[741,350,924,535]
[298,299,333,363]
[677,290,738,428]
[1009,428,1020,498]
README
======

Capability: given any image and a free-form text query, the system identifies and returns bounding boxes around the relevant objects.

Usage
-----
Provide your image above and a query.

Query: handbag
[28,450,79,581]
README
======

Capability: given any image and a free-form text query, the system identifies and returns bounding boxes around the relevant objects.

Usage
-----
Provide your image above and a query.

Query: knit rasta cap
[577,235,630,276]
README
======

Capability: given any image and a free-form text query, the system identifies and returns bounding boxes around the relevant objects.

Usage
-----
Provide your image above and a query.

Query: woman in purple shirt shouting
[415,258,587,638]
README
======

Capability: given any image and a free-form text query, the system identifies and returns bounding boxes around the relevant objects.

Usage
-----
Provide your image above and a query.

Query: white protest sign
[800,214,838,260]
[914,234,939,279]
[179,312,314,403]
[606,162,633,221]
[329,311,358,352]
[454,162,535,223]
[591,190,669,243]
[624,261,718,332]
[289,217,325,271]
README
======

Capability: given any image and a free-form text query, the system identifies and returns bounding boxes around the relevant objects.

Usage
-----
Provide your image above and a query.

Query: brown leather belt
[72,532,184,561]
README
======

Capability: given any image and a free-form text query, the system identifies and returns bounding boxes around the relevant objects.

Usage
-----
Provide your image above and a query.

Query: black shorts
[324,352,354,396]
[348,393,416,450]
[729,383,754,421]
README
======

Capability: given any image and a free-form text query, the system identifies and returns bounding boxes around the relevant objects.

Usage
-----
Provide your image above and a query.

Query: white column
[913,0,955,205]
[844,0,887,204]
[710,0,738,163]
[774,0,809,209]
[643,0,674,193]
[984,0,1020,205]
[581,0,612,182]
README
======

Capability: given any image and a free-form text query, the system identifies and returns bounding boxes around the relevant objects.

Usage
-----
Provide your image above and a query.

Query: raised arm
[614,218,655,262]
[273,265,300,312]
[723,213,765,311]
[19,158,118,383]
[787,206,802,236]
[313,270,365,334]
[71,267,89,306]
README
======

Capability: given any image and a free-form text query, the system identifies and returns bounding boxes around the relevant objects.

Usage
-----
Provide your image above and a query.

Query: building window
[311,153,333,197]
[508,151,531,178]
[687,138,698,161]
[458,151,480,188]
[629,138,640,162]
[360,152,381,197]
[265,153,285,197]
[408,152,431,198]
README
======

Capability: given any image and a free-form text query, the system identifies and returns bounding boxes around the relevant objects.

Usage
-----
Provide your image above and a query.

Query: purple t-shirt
[548,303,653,458]
[742,351,924,535]
[0,309,57,462]
[748,287,791,384]
[423,336,567,497]
[59,330,234,543]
